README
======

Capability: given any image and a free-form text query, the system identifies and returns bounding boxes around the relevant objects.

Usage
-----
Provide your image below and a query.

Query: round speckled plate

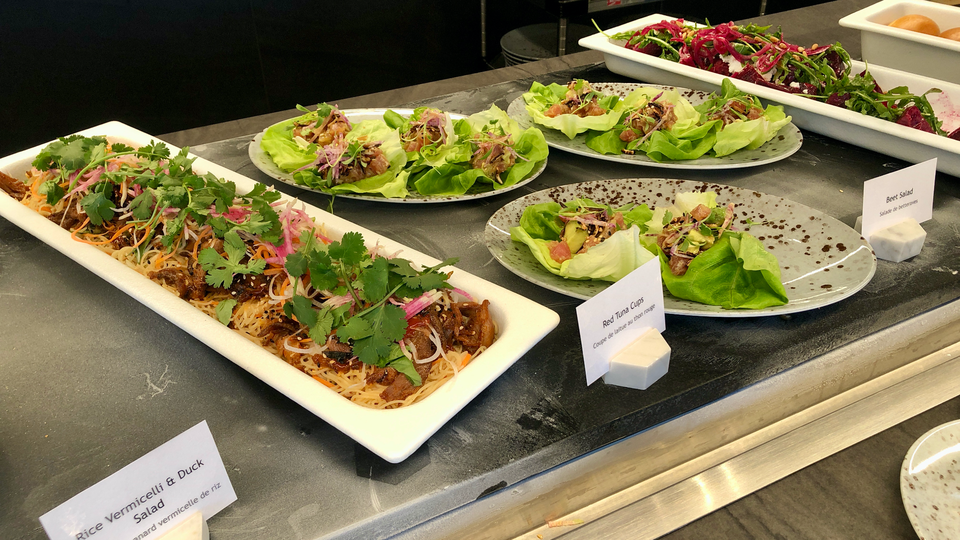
[248,108,548,203]
[901,420,960,540]
[485,178,877,317]
[507,83,803,169]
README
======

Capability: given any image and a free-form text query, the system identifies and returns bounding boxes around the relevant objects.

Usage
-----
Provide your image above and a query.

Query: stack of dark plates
[500,23,592,66]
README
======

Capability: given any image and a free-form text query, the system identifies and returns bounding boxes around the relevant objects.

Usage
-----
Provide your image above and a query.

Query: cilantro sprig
[198,230,267,288]
[282,230,458,383]
[32,136,283,255]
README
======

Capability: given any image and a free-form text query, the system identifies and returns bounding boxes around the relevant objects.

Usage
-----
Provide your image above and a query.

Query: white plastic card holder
[40,421,235,540]
[576,257,666,386]
[861,158,935,239]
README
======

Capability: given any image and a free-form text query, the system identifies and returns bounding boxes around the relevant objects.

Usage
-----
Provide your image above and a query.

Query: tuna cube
[603,328,671,390]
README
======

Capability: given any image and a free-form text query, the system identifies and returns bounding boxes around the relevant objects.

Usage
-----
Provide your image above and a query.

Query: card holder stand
[155,511,208,540]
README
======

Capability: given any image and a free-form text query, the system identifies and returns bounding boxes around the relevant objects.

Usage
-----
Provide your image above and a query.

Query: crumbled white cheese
[603,328,671,390]
[720,54,743,74]
[870,218,927,262]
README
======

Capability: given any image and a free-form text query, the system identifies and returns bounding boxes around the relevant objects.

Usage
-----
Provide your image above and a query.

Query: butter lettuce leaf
[511,225,656,281]
[522,81,625,139]
[457,105,548,191]
[510,199,655,281]
[388,107,469,170]
[289,120,408,198]
[261,117,317,172]
[659,231,788,309]
[518,201,564,239]
[711,105,791,157]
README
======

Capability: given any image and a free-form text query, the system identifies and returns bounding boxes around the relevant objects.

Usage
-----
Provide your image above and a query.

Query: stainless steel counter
[3,1,959,539]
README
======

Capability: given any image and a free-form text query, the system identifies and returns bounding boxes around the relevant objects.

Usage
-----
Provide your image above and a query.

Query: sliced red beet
[896,106,934,133]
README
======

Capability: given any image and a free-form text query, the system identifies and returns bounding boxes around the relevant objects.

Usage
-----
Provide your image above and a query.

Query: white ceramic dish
[507,82,803,169]
[579,14,960,178]
[0,121,560,463]
[485,178,877,317]
[901,419,960,539]
[840,0,960,85]
[248,108,548,203]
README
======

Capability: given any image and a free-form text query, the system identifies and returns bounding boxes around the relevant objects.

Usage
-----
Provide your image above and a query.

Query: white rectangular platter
[580,14,960,178]
[0,121,560,463]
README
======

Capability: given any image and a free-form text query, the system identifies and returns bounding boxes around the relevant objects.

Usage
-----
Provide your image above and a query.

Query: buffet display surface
[3,1,960,539]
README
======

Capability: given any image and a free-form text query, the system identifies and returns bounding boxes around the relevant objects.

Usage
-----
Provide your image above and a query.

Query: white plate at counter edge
[901,419,960,540]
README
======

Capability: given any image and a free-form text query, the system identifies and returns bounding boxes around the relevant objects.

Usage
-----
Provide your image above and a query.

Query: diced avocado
[705,207,725,225]
[687,228,711,246]
[563,221,589,254]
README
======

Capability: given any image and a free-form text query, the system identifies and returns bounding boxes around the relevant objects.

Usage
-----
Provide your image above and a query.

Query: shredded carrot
[68,217,92,241]
[459,352,473,370]
[153,230,186,268]
[71,221,136,246]
[153,249,177,269]
[191,226,213,259]
[312,375,335,388]
[128,227,154,249]
[264,267,286,276]
[251,244,276,261]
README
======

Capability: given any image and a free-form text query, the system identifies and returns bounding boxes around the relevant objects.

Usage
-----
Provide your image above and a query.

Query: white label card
[40,421,236,540]
[861,158,936,239]
[577,256,665,385]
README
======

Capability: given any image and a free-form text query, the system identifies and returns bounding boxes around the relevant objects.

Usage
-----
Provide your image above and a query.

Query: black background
[0,0,824,156]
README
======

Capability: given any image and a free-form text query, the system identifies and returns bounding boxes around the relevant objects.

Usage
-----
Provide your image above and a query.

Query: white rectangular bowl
[0,121,560,463]
[580,14,960,178]
[839,0,960,85]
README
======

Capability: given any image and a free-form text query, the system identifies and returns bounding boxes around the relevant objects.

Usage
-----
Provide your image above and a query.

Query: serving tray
[0,121,560,463]
[580,14,960,178]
